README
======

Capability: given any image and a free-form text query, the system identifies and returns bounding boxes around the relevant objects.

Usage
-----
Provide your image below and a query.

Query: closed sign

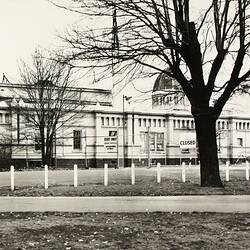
[179,134,196,149]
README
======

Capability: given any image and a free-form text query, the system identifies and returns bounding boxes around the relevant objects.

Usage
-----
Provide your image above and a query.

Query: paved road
[0,195,250,213]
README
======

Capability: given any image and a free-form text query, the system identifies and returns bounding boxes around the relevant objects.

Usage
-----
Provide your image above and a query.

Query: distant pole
[104,163,108,186]
[10,165,14,191]
[44,165,48,189]
[157,162,161,183]
[131,163,135,185]
[181,162,186,183]
[84,132,88,169]
[226,161,230,182]
[117,128,119,168]
[147,126,150,168]
[246,161,249,181]
[74,164,78,187]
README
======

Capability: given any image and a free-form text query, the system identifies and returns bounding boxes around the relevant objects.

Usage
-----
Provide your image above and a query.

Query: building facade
[0,76,250,169]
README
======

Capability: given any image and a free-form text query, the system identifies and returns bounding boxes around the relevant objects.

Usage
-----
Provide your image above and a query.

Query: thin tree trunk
[194,113,223,187]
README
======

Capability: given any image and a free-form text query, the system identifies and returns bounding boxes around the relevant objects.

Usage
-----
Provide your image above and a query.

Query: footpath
[0,195,250,213]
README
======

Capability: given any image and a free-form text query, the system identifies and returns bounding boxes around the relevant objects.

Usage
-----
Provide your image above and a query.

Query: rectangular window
[140,132,164,152]
[101,117,104,126]
[140,132,148,153]
[156,133,164,151]
[5,114,10,123]
[237,138,243,147]
[0,114,2,123]
[73,130,82,150]
[34,136,42,151]
[149,133,155,151]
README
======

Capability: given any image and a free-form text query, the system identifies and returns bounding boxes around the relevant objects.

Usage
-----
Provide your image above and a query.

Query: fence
[6,161,250,190]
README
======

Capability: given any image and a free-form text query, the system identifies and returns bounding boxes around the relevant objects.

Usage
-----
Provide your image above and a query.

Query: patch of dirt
[0,212,250,249]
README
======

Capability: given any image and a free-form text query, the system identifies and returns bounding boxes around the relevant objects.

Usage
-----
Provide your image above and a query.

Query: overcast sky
[0,0,80,82]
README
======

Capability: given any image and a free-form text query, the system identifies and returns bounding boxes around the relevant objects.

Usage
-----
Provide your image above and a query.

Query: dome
[153,71,180,92]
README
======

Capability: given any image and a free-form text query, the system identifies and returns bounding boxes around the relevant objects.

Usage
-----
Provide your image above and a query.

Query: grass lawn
[0,173,249,197]
[1,168,250,249]
[0,212,250,249]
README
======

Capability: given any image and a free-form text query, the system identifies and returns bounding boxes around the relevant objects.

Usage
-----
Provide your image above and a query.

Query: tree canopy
[19,50,82,166]
[54,0,250,186]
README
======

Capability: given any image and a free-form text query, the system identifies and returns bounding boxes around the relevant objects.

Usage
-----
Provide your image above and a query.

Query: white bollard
[10,165,14,191]
[44,165,48,189]
[226,161,230,182]
[74,164,78,187]
[104,163,108,186]
[181,162,186,183]
[131,163,135,185]
[246,161,249,181]
[189,160,192,168]
[157,162,161,183]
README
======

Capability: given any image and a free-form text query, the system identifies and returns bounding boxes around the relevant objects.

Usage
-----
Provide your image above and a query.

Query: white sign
[104,136,117,153]
[179,134,196,149]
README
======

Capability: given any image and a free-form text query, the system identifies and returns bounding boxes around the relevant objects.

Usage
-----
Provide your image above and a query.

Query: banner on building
[104,131,118,153]
[179,133,196,149]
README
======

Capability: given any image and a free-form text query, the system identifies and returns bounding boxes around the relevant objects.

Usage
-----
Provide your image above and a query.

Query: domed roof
[153,71,180,92]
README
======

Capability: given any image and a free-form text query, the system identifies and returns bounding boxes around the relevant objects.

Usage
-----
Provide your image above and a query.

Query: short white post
[74,164,78,187]
[10,165,14,191]
[157,162,161,183]
[226,161,230,182]
[131,163,135,185]
[246,161,249,181]
[189,160,192,168]
[181,162,186,183]
[104,163,108,186]
[44,165,48,189]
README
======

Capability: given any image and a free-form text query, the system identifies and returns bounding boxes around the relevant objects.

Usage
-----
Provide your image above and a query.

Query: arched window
[163,119,166,127]
[148,119,151,127]
[158,119,161,127]
[191,120,194,129]
[182,120,185,128]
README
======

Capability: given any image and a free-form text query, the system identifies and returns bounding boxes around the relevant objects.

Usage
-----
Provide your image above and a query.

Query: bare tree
[54,0,250,187]
[19,50,83,166]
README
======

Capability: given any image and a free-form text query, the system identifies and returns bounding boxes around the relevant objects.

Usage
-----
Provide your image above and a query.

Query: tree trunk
[194,112,223,187]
